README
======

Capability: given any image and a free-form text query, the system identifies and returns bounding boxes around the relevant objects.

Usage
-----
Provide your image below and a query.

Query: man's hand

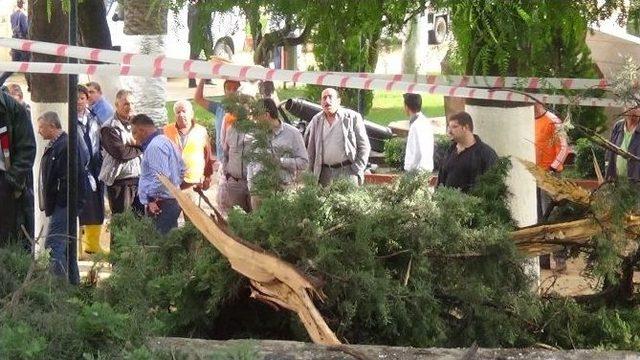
[147,201,161,216]
[201,176,212,190]
[428,175,438,187]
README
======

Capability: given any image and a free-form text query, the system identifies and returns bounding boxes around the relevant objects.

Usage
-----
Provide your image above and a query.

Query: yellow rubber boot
[82,224,103,254]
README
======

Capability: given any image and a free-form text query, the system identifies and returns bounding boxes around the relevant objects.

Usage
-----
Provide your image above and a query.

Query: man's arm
[404,124,419,172]
[280,130,309,171]
[100,127,142,161]
[194,79,215,110]
[6,104,36,191]
[352,113,371,174]
[548,113,569,171]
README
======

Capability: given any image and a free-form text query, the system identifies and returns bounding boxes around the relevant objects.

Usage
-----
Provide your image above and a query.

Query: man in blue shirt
[131,114,184,234]
[0,0,30,90]
[86,81,114,125]
[194,78,240,159]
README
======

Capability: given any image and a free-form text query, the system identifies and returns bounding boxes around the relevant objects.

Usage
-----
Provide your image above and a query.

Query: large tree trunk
[28,0,69,246]
[121,0,168,126]
[77,0,120,106]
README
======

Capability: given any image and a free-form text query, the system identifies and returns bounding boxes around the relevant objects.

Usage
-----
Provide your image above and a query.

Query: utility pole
[67,0,79,284]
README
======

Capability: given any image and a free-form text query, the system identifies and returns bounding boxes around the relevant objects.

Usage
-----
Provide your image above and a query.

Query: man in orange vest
[163,100,215,208]
[535,102,569,217]
[535,102,569,270]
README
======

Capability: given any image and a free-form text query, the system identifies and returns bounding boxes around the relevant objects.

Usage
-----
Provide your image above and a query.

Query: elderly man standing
[163,100,214,207]
[304,88,370,186]
[131,114,184,234]
[99,89,143,217]
[37,111,88,284]
[605,107,640,181]
[86,81,115,126]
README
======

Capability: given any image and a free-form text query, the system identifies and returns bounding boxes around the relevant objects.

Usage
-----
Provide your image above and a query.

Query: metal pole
[67,0,78,283]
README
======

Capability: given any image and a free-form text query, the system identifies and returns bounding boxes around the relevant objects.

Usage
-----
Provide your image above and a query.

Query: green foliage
[437,0,610,134]
[383,137,406,170]
[433,134,451,171]
[571,137,606,179]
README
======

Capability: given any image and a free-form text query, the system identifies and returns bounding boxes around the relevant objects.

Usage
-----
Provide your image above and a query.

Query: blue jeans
[147,198,181,234]
[45,205,80,284]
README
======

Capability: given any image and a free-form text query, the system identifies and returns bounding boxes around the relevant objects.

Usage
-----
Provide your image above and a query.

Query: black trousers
[0,173,17,246]
[106,177,144,216]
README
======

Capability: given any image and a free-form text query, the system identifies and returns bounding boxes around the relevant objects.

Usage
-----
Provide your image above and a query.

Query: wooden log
[149,338,640,360]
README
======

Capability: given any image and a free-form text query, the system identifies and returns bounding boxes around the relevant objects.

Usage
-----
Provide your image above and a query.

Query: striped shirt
[138,131,184,205]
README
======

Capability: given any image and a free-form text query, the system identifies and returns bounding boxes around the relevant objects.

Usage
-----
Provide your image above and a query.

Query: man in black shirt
[437,111,498,192]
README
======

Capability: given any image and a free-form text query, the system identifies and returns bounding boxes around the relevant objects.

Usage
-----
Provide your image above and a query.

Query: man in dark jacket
[605,107,640,181]
[37,111,88,284]
[0,90,36,249]
[437,111,498,192]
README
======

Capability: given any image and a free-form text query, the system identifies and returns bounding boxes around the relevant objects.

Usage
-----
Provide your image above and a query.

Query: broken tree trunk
[158,176,340,345]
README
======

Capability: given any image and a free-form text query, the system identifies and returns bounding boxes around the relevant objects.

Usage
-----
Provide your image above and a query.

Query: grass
[166,86,445,127]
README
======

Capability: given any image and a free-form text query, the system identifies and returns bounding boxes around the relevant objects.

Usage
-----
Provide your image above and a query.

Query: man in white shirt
[403,93,434,172]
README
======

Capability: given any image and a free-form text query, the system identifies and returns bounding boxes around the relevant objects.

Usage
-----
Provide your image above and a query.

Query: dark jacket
[0,92,36,192]
[605,119,640,181]
[0,92,36,243]
[437,135,498,192]
[40,132,89,216]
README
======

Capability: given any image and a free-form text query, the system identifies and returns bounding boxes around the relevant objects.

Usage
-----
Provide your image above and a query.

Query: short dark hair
[449,111,474,132]
[77,84,89,98]
[224,80,241,92]
[403,93,422,112]
[259,80,275,97]
[131,113,155,127]
[261,98,279,120]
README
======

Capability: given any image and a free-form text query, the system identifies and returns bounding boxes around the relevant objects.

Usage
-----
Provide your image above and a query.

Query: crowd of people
[1,69,584,283]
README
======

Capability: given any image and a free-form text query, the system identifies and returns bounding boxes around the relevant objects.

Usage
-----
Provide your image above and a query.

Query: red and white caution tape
[0,38,624,107]
[333,72,610,90]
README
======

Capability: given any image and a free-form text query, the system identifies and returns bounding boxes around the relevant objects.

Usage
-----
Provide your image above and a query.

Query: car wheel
[213,42,233,61]
[428,16,448,45]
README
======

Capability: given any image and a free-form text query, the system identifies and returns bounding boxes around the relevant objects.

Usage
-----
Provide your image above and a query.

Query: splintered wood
[158,176,340,345]
[512,160,640,256]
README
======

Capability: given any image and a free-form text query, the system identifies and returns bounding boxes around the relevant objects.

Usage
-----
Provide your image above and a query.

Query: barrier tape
[0,38,625,107]
[0,37,612,90]
[327,72,610,90]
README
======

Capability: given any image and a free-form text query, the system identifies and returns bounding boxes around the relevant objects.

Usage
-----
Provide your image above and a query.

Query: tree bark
[150,338,640,360]
[123,0,167,35]
[78,0,113,52]
[28,0,68,103]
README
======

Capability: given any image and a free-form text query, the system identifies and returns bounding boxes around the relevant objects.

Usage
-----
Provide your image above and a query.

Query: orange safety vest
[535,111,568,172]
[163,123,209,183]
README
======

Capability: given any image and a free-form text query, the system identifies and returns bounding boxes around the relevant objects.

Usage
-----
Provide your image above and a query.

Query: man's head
[6,83,23,103]
[320,88,340,116]
[223,80,241,96]
[447,111,474,143]
[258,98,279,124]
[258,81,275,98]
[114,89,134,121]
[623,106,640,121]
[37,111,62,140]
[130,113,157,145]
[173,100,194,130]
[403,93,422,115]
[534,102,547,118]
[77,84,90,112]
[17,0,24,9]
[86,81,103,105]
